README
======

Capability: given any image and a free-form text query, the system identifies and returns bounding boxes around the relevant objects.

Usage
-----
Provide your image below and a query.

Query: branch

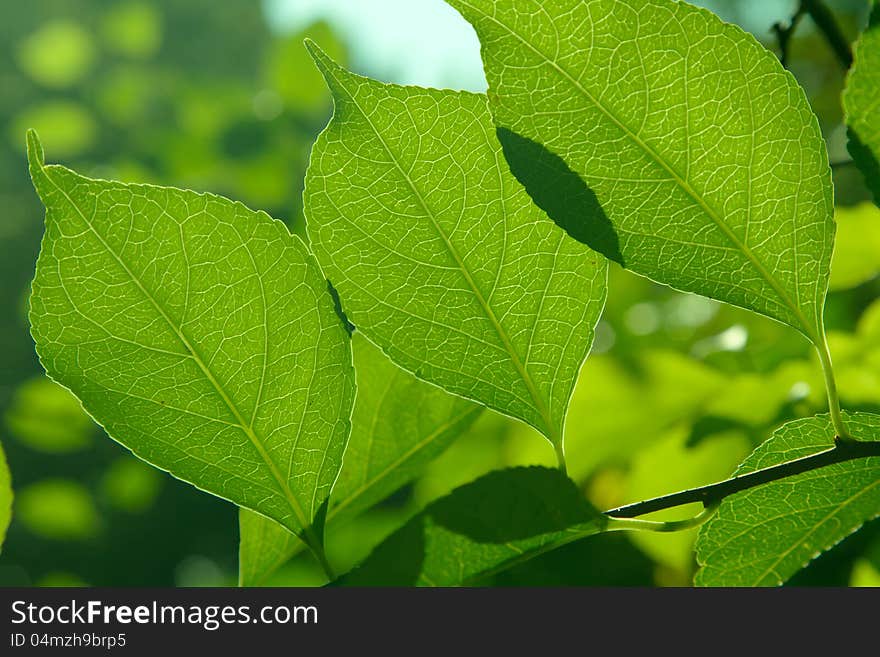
[802,0,854,69]
[772,5,806,69]
[772,0,853,70]
[604,437,880,519]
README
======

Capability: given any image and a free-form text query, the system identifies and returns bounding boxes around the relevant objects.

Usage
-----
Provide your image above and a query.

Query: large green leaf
[695,412,880,586]
[303,44,607,447]
[449,0,834,343]
[26,130,355,548]
[239,334,481,585]
[844,1,880,203]
[340,466,607,586]
[0,440,11,553]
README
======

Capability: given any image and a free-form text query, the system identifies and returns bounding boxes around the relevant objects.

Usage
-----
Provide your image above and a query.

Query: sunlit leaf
[449,0,834,342]
[239,334,481,586]
[695,412,880,586]
[27,130,355,546]
[304,44,607,446]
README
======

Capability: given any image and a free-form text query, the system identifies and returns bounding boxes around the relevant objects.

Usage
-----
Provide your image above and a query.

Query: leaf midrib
[40,165,313,535]
[459,0,819,342]
[321,63,560,442]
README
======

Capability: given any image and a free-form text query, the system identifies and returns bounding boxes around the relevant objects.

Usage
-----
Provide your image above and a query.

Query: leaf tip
[303,38,339,77]
[26,129,45,171]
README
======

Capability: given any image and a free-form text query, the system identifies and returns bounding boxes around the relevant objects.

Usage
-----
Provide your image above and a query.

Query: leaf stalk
[816,329,850,440]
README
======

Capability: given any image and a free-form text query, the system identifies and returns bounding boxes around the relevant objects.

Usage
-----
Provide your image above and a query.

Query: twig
[605,437,880,519]
[772,0,854,70]
[772,5,806,68]
[802,0,854,69]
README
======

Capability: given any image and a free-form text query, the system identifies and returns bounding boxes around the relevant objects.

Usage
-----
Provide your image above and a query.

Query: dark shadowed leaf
[340,466,607,586]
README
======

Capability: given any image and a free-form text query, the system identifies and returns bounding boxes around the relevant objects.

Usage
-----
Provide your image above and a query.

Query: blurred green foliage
[0,0,342,586]
[1,0,879,586]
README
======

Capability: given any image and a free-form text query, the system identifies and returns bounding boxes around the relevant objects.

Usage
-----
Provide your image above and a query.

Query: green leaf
[695,412,880,586]
[339,466,607,586]
[844,1,880,203]
[26,130,355,548]
[303,44,607,446]
[0,440,11,553]
[239,333,482,585]
[449,0,834,343]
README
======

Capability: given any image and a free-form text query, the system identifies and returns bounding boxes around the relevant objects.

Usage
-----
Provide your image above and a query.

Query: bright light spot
[664,294,719,329]
[789,381,811,400]
[624,302,661,335]
[175,555,227,587]
[253,89,283,121]
[716,324,748,351]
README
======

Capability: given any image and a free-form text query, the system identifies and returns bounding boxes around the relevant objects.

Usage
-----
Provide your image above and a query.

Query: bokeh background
[1,0,879,587]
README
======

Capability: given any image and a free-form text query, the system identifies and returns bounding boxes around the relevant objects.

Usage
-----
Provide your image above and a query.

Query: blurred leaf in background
[0,0,345,586]
[5,378,94,454]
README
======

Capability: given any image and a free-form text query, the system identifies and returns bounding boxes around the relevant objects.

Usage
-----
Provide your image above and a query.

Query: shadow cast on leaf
[336,467,600,586]
[496,127,624,265]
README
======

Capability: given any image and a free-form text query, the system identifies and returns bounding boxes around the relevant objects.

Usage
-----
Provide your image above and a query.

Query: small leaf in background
[506,349,729,484]
[265,22,345,114]
[449,0,834,343]
[239,333,482,586]
[304,45,607,447]
[16,479,100,541]
[340,466,606,586]
[99,457,163,513]
[27,131,355,545]
[0,441,11,552]
[851,559,880,586]
[16,20,95,88]
[4,376,95,454]
[695,412,880,586]
[37,572,89,587]
[844,1,880,203]
[12,102,97,158]
[100,2,163,60]
[829,202,880,290]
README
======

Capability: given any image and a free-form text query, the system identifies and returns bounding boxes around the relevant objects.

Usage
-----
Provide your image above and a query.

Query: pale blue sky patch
[262,0,487,91]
